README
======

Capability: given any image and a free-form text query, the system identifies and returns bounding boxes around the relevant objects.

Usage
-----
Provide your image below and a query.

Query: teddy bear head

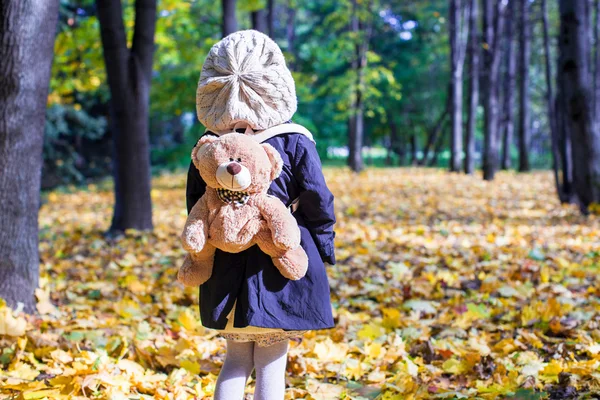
[192,133,283,194]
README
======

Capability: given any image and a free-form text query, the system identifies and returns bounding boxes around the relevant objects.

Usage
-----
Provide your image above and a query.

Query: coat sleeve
[292,135,336,265]
[186,159,206,215]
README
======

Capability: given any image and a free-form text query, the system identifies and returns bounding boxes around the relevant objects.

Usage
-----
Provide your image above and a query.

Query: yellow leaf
[0,304,26,336]
[357,322,386,340]
[312,337,348,362]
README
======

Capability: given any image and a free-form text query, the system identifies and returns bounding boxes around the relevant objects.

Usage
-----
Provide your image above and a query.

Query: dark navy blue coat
[186,131,336,331]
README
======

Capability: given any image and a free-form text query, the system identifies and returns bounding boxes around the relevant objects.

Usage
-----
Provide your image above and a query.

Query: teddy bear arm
[257,195,301,250]
[181,195,210,253]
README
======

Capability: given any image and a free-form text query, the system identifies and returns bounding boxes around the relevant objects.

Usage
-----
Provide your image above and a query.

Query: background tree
[518,0,532,172]
[481,0,507,181]
[0,0,60,311]
[464,0,479,174]
[448,0,469,172]
[501,0,517,170]
[558,0,600,212]
[223,0,237,36]
[97,0,156,233]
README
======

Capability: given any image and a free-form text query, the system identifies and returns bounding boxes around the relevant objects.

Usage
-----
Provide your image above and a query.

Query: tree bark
[594,0,600,127]
[267,0,275,38]
[518,0,531,172]
[0,0,60,312]
[449,0,469,172]
[482,0,507,181]
[501,0,517,170]
[465,0,479,174]
[542,0,568,202]
[222,0,237,37]
[410,133,418,165]
[251,9,268,33]
[558,0,600,212]
[97,0,155,233]
[347,0,371,173]
[286,0,296,70]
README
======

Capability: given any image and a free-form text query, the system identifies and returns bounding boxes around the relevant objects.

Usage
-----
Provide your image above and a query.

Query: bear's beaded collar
[216,188,250,206]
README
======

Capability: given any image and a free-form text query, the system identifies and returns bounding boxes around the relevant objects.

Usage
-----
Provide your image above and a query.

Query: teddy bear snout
[226,162,242,175]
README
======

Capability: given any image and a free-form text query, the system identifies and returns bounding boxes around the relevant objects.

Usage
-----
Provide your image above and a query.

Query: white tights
[214,339,289,400]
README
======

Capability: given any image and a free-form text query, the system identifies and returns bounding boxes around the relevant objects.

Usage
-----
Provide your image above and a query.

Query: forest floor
[1,169,600,400]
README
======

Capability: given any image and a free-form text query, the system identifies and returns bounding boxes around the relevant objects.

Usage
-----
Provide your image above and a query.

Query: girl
[185,30,336,399]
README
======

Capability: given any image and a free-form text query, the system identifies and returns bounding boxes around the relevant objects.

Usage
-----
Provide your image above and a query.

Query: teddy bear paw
[177,254,213,287]
[273,247,308,280]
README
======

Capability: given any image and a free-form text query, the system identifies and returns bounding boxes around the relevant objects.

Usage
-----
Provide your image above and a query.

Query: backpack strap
[204,123,315,144]
[251,123,315,144]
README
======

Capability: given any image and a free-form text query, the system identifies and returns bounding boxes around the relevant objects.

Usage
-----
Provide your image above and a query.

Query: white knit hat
[196,30,297,133]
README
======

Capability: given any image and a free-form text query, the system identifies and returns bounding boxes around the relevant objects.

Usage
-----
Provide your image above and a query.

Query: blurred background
[44,0,558,185]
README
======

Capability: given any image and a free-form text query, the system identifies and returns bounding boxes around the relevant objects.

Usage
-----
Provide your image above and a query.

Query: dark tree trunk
[543,0,569,202]
[251,9,268,33]
[501,0,517,170]
[410,134,418,165]
[267,0,275,38]
[594,0,600,126]
[286,1,296,70]
[420,96,450,166]
[97,0,155,233]
[222,0,237,37]
[449,0,469,172]
[465,0,479,174]
[482,0,507,181]
[0,0,59,312]
[429,123,448,167]
[518,0,531,172]
[348,0,371,173]
[558,0,600,212]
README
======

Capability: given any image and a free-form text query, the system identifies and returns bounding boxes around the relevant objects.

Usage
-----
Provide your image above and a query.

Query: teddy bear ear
[262,143,283,180]
[192,135,218,164]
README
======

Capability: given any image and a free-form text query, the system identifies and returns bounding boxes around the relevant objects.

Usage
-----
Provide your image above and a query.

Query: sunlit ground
[1,168,600,399]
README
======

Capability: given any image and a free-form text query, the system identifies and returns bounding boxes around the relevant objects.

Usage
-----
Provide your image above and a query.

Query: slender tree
[0,0,60,311]
[347,0,372,173]
[97,0,156,233]
[267,0,275,37]
[251,9,268,33]
[518,0,532,172]
[465,0,479,174]
[481,0,507,180]
[287,0,296,70]
[558,0,600,212]
[222,0,237,37]
[449,0,469,172]
[501,0,517,170]
[594,0,600,126]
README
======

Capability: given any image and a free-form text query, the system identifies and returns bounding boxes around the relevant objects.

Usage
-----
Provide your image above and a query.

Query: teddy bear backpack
[177,123,314,287]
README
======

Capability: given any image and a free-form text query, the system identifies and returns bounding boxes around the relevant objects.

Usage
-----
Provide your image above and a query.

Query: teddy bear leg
[178,244,216,287]
[255,229,308,281]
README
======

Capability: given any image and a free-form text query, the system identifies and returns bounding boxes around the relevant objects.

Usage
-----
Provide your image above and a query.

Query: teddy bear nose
[227,162,242,175]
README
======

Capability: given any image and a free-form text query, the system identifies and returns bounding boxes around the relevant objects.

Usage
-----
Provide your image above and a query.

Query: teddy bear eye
[229,158,234,162]
[237,158,242,162]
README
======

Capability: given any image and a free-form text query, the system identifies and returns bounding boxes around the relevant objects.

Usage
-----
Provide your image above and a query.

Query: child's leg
[253,340,289,400]
[214,340,255,400]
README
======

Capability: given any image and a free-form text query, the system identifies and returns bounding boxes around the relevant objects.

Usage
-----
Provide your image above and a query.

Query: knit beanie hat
[196,30,297,133]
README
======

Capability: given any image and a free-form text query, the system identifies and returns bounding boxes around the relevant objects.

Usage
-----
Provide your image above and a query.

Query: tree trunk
[286,0,296,70]
[421,95,450,166]
[267,0,275,38]
[594,0,600,127]
[222,0,237,37]
[465,0,479,174]
[97,0,155,233]
[410,133,418,165]
[558,0,600,212]
[482,0,507,180]
[429,123,448,167]
[542,0,568,202]
[251,9,268,33]
[501,0,517,170]
[0,0,59,312]
[449,0,469,172]
[348,0,371,173]
[518,0,531,172]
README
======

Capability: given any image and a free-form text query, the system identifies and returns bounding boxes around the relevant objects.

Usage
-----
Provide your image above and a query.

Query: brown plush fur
[178,134,308,287]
